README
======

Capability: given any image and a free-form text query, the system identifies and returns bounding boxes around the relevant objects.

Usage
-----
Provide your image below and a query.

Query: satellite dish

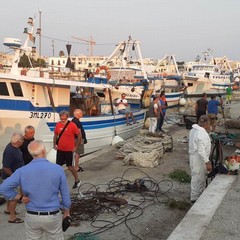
[3,38,22,49]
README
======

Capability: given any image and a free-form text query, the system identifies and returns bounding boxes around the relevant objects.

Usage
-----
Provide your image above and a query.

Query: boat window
[0,82,9,96]
[11,82,23,97]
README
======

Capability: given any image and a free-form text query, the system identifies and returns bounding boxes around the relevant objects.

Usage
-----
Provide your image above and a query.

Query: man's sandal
[4,211,18,215]
[8,218,24,223]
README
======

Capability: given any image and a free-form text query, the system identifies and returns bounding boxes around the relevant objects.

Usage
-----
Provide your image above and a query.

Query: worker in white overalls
[189,115,212,203]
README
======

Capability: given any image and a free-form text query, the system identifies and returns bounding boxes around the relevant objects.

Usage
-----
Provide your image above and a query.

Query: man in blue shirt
[207,95,223,132]
[2,132,24,223]
[0,140,71,239]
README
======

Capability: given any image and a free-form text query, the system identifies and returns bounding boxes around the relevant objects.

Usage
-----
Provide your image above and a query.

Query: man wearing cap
[189,115,212,203]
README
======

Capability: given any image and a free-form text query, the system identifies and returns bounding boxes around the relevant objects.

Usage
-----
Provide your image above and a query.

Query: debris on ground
[225,119,240,129]
[167,198,191,211]
[169,169,191,183]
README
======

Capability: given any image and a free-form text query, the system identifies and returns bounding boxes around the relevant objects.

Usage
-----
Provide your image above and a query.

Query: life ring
[95,66,111,80]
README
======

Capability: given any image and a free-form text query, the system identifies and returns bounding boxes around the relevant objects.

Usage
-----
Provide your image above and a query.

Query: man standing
[189,115,212,203]
[20,125,35,165]
[158,91,167,132]
[148,96,160,133]
[72,109,87,172]
[207,95,223,132]
[53,110,82,189]
[226,85,232,104]
[0,140,71,239]
[195,93,208,122]
[1,132,24,223]
[116,93,136,125]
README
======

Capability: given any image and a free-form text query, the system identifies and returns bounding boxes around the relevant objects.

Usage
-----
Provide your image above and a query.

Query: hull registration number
[30,112,52,119]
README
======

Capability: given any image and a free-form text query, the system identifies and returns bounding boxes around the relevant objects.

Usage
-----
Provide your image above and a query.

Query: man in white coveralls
[189,115,212,203]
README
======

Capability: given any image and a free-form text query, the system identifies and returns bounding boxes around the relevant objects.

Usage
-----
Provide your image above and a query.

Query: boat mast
[37,10,42,70]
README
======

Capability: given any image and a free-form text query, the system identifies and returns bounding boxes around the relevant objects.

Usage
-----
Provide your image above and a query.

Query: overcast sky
[1,0,239,61]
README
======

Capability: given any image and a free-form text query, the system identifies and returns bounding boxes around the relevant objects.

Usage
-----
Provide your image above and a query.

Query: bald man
[71,109,87,172]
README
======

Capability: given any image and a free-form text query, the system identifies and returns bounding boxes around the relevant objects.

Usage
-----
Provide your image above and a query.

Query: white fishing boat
[0,17,147,166]
[90,40,184,107]
[148,55,185,107]
[183,50,232,97]
[87,36,148,110]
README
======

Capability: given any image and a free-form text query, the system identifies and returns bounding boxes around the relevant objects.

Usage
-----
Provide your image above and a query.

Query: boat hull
[0,109,146,166]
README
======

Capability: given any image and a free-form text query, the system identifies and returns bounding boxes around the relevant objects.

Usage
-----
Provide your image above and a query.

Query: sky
[1,0,240,62]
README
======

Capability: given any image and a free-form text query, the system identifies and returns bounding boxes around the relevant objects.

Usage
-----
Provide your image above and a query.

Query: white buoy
[179,97,187,106]
[46,148,57,163]
[112,135,124,145]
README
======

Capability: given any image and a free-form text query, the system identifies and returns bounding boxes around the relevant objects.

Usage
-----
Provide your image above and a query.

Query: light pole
[52,40,55,57]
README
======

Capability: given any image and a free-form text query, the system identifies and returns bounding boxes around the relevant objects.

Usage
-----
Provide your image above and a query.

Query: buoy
[112,135,124,145]
[179,97,187,106]
[46,148,57,164]
[234,77,240,82]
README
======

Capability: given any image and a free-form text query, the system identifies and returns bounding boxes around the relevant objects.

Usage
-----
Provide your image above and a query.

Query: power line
[41,35,115,46]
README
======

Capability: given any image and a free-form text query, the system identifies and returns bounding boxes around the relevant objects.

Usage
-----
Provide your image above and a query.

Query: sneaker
[72,180,81,189]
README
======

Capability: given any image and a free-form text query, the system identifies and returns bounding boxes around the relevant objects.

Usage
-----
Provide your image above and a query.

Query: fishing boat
[182,50,232,97]
[0,17,147,166]
[147,55,186,107]
[90,39,184,108]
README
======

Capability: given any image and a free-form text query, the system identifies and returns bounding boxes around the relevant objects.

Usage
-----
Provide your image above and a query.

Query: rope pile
[69,168,173,240]
[225,119,240,129]
[115,133,173,167]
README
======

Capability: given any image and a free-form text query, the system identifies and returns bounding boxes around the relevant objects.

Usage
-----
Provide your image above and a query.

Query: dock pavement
[1,100,240,239]
[168,99,240,240]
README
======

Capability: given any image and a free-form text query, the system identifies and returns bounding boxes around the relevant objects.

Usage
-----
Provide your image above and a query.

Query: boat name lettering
[30,112,51,119]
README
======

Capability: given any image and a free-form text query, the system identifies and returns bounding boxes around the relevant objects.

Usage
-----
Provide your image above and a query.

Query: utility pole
[52,40,55,57]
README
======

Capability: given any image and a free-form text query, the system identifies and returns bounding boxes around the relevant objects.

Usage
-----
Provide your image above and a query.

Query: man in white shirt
[116,93,136,125]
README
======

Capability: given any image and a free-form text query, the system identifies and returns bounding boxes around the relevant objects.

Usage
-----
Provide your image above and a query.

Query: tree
[18,54,46,68]
[18,53,31,68]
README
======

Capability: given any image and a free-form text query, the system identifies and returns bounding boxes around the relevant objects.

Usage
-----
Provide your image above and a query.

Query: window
[11,82,23,97]
[0,82,9,96]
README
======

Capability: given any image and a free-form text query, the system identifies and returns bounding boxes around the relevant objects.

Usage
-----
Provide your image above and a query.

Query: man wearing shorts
[53,110,82,189]
[207,95,223,132]
[116,93,136,125]
[2,133,24,223]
